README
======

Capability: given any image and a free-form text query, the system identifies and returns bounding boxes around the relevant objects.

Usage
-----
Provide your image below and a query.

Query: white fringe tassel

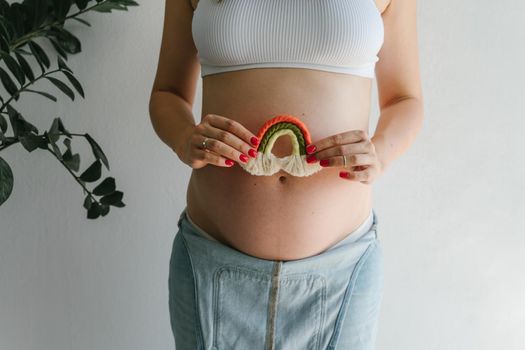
[238,153,323,177]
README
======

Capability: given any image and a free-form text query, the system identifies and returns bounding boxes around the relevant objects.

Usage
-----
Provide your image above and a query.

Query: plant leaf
[9,4,25,38]
[0,156,14,206]
[0,34,8,52]
[0,113,7,133]
[32,0,49,29]
[83,193,93,210]
[79,159,102,182]
[72,16,90,26]
[48,136,62,158]
[57,55,72,73]
[0,52,25,85]
[48,26,81,54]
[62,70,84,98]
[0,15,12,42]
[0,14,15,40]
[85,133,109,170]
[48,37,68,59]
[63,136,72,152]
[46,117,71,140]
[74,0,90,11]
[45,76,75,100]
[91,1,126,13]
[93,176,116,196]
[112,200,125,208]
[100,203,110,216]
[19,133,47,152]
[0,66,19,96]
[56,117,71,137]
[14,47,32,55]
[87,201,101,219]
[48,117,61,142]
[6,104,39,137]
[14,51,35,81]
[25,88,57,102]
[100,190,123,206]
[28,40,50,72]
[62,147,80,171]
[55,0,72,19]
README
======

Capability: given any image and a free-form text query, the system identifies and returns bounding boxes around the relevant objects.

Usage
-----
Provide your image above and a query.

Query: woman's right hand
[176,114,260,169]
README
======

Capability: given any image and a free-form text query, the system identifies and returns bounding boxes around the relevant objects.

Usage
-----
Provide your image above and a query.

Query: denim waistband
[329,208,374,250]
[184,209,220,242]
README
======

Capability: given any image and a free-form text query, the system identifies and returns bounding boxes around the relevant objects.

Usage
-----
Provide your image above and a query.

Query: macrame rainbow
[238,114,323,177]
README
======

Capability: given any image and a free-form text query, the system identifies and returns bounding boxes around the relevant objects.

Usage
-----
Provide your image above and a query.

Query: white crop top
[191,0,384,79]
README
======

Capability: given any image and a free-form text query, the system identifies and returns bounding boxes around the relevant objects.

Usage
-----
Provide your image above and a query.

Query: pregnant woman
[149,0,424,349]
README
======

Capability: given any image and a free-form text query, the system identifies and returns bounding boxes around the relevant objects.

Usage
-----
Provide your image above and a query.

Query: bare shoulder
[375,0,423,108]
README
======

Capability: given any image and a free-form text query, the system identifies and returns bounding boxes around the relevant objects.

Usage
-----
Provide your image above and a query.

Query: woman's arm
[371,0,425,176]
[149,0,200,155]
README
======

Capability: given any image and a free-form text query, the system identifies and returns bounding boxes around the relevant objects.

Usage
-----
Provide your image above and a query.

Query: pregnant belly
[186,160,374,261]
[184,68,375,260]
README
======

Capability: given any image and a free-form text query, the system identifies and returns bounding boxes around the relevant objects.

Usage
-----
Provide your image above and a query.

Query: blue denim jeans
[168,207,383,350]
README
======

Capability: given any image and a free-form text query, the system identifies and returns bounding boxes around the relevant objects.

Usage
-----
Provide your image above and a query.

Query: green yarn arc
[258,122,307,155]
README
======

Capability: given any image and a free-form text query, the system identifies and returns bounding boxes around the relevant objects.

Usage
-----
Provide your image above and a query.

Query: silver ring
[342,155,347,168]
[201,137,208,150]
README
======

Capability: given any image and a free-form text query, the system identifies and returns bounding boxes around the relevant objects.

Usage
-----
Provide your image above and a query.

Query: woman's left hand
[305,130,383,185]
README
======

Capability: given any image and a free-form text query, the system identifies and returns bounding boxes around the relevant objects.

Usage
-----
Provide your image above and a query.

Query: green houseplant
[0,0,138,219]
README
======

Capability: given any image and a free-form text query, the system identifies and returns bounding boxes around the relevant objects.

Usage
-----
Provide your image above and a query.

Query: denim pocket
[212,264,327,350]
[212,266,272,349]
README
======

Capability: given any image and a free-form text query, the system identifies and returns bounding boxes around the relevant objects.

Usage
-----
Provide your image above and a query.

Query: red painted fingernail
[240,154,249,163]
[306,154,317,163]
[251,137,259,146]
[339,171,349,178]
[306,144,316,154]
[248,148,257,158]
[225,159,234,166]
[320,159,329,167]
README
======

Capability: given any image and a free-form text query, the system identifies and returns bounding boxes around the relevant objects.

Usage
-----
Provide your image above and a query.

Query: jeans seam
[180,231,206,350]
[265,261,282,350]
[314,277,327,350]
[326,240,378,350]
[213,268,222,350]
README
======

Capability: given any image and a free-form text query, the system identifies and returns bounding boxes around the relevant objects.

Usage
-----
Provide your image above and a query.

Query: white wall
[1,1,524,349]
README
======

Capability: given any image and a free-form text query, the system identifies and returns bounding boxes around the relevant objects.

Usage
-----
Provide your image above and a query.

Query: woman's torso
[185,0,387,261]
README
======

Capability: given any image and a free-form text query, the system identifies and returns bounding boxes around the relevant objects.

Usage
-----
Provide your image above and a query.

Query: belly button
[279,175,287,183]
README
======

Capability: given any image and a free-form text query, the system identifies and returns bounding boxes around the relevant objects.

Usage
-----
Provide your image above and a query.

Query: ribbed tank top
[191,0,384,79]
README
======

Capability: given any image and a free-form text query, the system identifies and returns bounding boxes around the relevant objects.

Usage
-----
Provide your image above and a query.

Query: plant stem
[0,132,93,153]
[45,144,98,203]
[0,68,63,114]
